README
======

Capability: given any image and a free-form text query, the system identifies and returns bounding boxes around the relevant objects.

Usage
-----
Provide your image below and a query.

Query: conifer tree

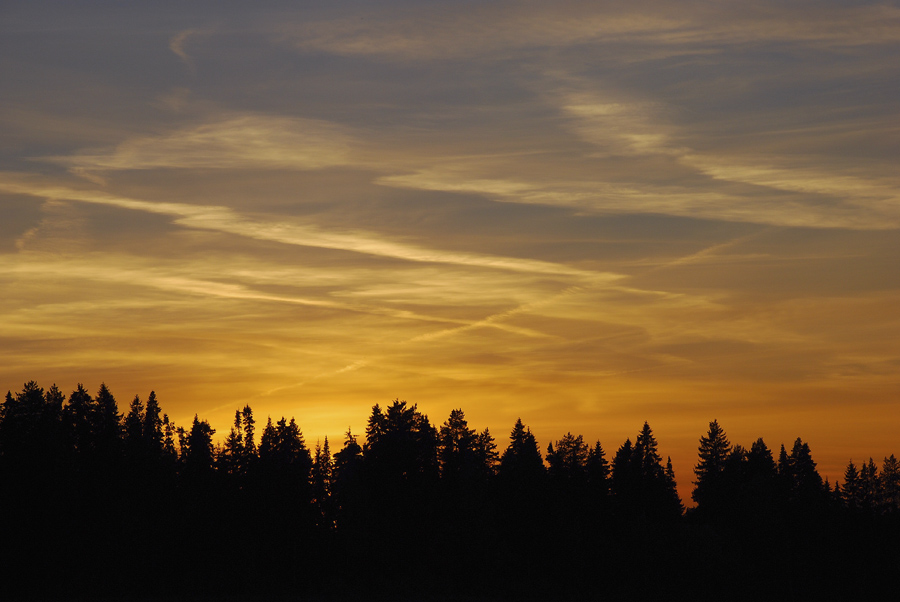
[363,400,438,488]
[312,437,334,525]
[612,424,681,521]
[546,432,589,485]
[787,437,824,507]
[692,419,732,511]
[241,405,256,458]
[880,455,900,512]
[439,409,478,483]
[143,391,163,457]
[161,414,177,463]
[860,458,880,510]
[93,383,122,463]
[475,428,499,478]
[259,417,276,459]
[610,438,636,507]
[64,384,94,458]
[333,428,363,487]
[221,410,245,476]
[183,415,216,475]
[586,441,610,499]
[498,418,544,485]
[842,460,861,509]
[124,395,145,459]
[332,427,364,520]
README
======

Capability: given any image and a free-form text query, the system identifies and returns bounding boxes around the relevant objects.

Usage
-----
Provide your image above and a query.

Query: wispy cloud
[48,115,357,174]
[278,2,900,60]
[0,175,613,279]
[169,29,197,73]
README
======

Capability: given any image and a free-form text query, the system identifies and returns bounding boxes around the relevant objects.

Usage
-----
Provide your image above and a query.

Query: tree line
[1,381,898,600]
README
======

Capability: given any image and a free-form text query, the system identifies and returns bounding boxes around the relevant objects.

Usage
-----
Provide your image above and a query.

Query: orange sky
[2,1,899,503]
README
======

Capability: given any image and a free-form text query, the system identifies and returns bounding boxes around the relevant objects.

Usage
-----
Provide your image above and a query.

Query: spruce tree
[241,405,256,458]
[842,460,861,510]
[143,391,163,457]
[880,455,900,512]
[586,441,610,499]
[439,409,478,484]
[692,419,731,512]
[475,428,499,479]
[787,437,824,508]
[498,418,544,485]
[93,383,121,464]
[64,384,94,459]
[312,437,334,526]
[221,410,245,476]
[161,414,177,464]
[124,395,145,461]
[546,432,589,485]
[183,414,216,475]
[860,458,880,510]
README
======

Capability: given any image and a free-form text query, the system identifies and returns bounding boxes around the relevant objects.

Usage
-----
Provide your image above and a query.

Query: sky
[2,1,899,500]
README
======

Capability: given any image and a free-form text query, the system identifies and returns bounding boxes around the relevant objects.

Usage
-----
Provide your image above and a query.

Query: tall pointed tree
[438,408,478,484]
[498,418,544,485]
[692,419,732,512]
[143,391,163,458]
[124,395,145,461]
[183,414,216,476]
[842,460,861,510]
[586,441,610,500]
[93,383,122,464]
[221,410,245,476]
[546,432,589,485]
[475,428,499,479]
[312,437,334,525]
[880,455,900,512]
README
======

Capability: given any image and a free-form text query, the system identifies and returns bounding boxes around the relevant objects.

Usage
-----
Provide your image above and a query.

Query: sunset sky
[2,1,899,500]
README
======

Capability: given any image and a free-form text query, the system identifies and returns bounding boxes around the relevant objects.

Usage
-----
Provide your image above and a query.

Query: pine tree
[586,441,610,499]
[363,400,438,488]
[333,428,363,487]
[93,383,122,463]
[475,428,499,479]
[143,391,163,457]
[498,418,544,485]
[880,454,900,512]
[161,413,177,463]
[692,419,732,511]
[312,437,334,526]
[859,458,880,510]
[612,423,681,521]
[241,405,256,458]
[183,414,216,475]
[546,432,589,485]
[332,427,364,520]
[842,460,861,510]
[64,384,94,458]
[259,417,277,461]
[610,438,637,508]
[221,410,245,476]
[787,437,824,507]
[438,408,478,484]
[124,395,145,460]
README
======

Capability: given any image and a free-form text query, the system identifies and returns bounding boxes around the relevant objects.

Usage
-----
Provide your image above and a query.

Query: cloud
[49,115,358,174]
[683,154,900,215]
[0,175,614,280]
[277,2,900,61]
[169,29,196,72]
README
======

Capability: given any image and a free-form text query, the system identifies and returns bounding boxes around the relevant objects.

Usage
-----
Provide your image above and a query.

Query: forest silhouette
[1,381,898,600]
